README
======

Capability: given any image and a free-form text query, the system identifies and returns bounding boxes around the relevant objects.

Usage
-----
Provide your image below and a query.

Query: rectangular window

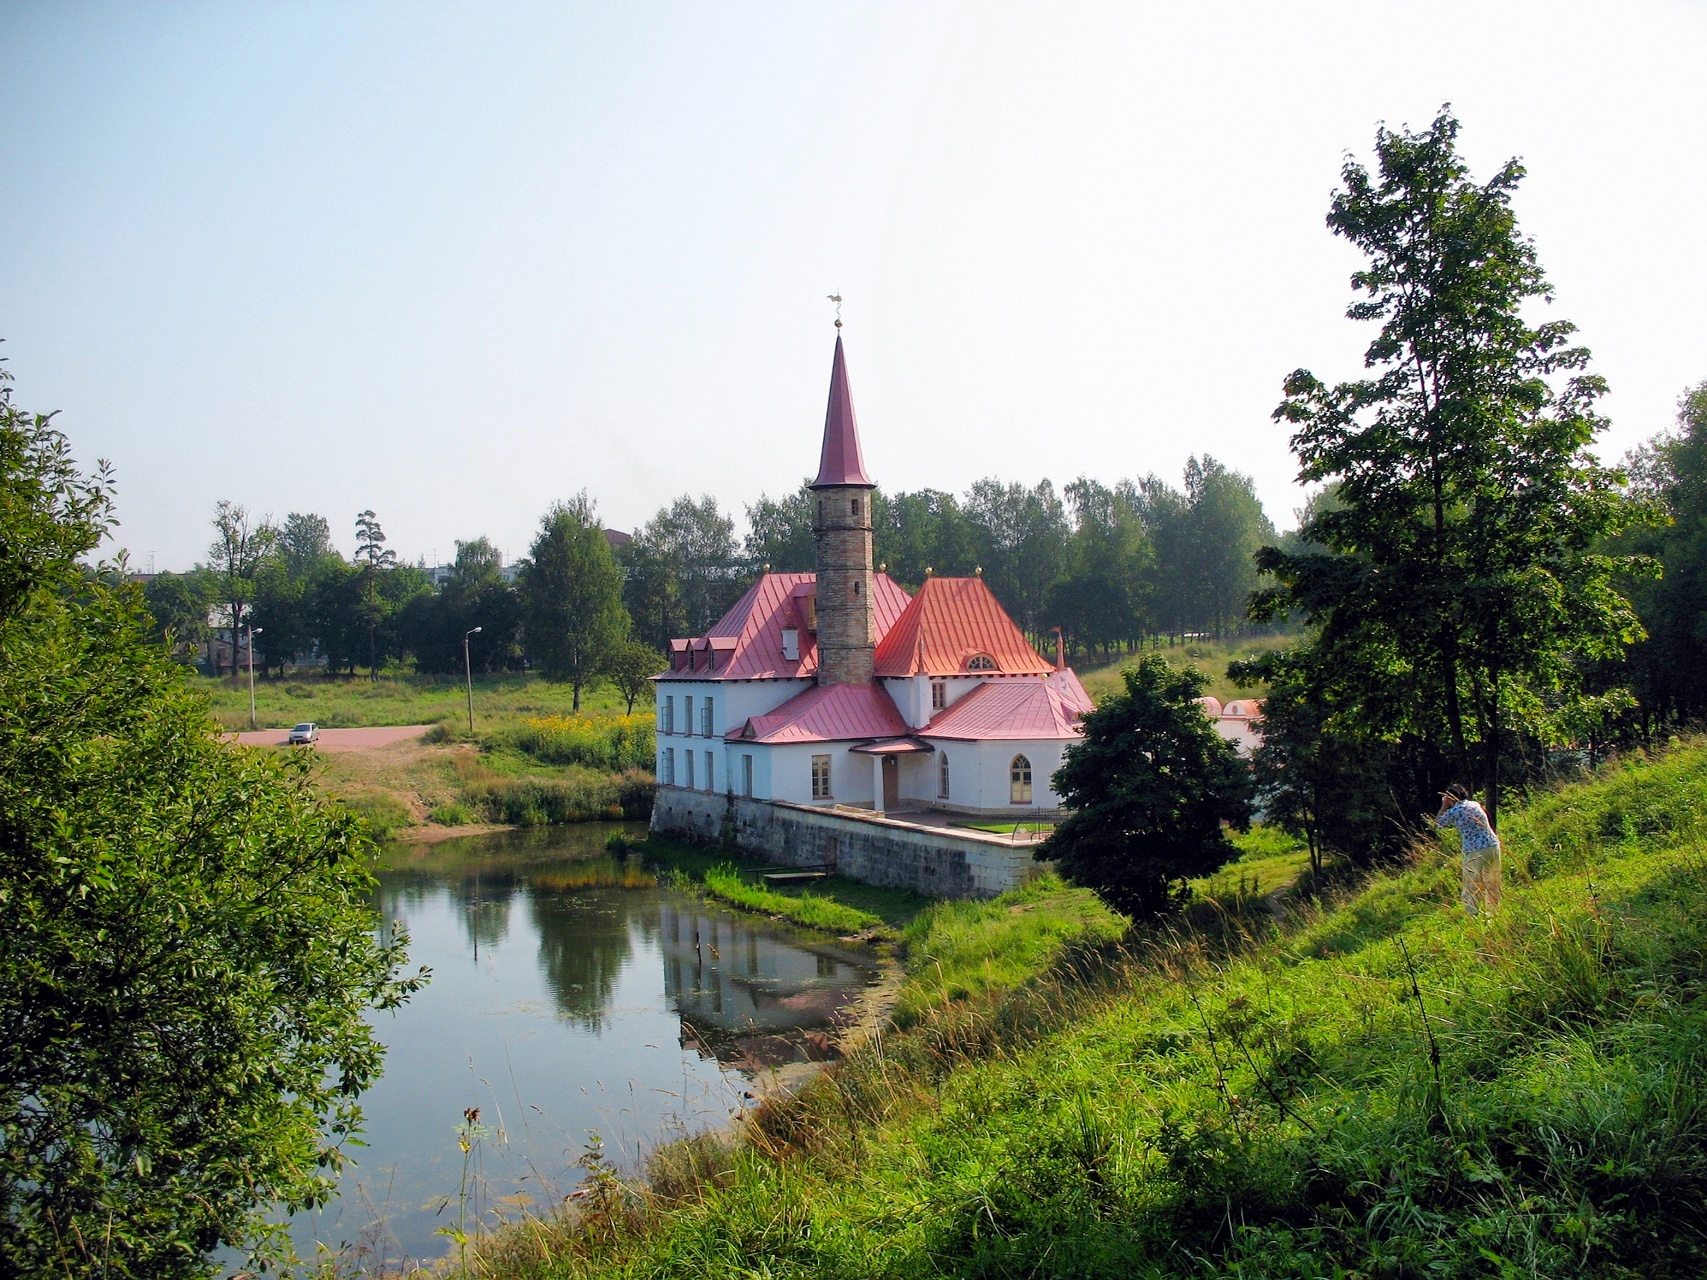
[684,695,694,736]
[931,679,946,711]
[704,751,715,792]
[811,754,831,800]
[663,748,675,786]
[685,750,695,790]
[662,696,674,734]
[701,700,713,738]
[742,754,753,797]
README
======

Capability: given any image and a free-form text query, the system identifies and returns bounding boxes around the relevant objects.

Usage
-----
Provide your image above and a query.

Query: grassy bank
[454,743,1707,1280]
[194,669,632,733]
[1079,632,1296,704]
[698,865,887,936]
[215,683,658,837]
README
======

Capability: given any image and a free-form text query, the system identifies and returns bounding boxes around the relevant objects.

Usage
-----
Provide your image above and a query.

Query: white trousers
[1462,844,1502,916]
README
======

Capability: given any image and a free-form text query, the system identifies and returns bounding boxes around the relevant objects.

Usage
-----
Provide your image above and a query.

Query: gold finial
[974,565,982,576]
[878,563,886,573]
[828,293,842,329]
[762,563,772,573]
[925,566,933,576]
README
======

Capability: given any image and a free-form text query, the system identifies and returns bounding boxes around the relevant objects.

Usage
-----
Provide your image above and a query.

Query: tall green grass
[1078,632,1298,704]
[699,865,884,936]
[459,742,1707,1280]
[895,871,1125,1025]
[489,713,656,772]
[457,764,655,825]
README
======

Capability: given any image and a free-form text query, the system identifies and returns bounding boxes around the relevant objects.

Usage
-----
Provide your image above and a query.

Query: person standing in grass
[1436,784,1501,915]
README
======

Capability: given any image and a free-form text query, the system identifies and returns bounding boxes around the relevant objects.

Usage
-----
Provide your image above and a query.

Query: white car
[287,722,319,746]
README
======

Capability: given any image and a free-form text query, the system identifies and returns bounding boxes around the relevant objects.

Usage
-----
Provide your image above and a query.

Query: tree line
[144,455,1284,703]
[625,456,1279,659]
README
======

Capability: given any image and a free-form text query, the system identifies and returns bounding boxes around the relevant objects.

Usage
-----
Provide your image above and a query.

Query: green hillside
[471,743,1707,1280]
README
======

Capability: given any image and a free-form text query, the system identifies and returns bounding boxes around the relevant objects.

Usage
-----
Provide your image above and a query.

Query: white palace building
[647,335,1260,896]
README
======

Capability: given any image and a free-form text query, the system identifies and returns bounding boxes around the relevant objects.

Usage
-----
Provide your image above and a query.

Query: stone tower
[810,335,877,686]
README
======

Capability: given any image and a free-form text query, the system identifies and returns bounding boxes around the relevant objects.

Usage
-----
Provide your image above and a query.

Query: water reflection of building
[657,901,873,1063]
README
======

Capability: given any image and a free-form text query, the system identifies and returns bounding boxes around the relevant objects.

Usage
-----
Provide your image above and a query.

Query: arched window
[851,497,860,517]
[1010,754,1032,805]
[938,751,950,799]
[966,654,997,672]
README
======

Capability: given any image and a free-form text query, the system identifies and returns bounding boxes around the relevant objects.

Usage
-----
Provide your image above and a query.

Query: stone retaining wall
[650,787,1037,899]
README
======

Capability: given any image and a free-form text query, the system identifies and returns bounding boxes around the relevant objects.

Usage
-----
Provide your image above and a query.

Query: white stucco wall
[922,738,1071,812]
[654,678,813,788]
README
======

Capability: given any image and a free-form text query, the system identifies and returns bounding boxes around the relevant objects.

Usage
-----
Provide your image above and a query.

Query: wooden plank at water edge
[762,871,828,885]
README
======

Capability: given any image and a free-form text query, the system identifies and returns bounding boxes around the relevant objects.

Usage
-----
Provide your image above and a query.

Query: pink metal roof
[873,576,1055,677]
[921,679,1085,741]
[1045,667,1095,716]
[850,737,935,754]
[811,335,872,488]
[658,571,912,682]
[729,681,911,744]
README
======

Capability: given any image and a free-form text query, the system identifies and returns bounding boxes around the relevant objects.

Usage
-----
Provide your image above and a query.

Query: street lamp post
[463,627,483,736]
[247,626,263,731]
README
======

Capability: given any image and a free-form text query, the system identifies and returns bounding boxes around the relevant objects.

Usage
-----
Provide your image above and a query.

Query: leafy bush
[493,713,656,772]
[1,371,419,1277]
[429,801,475,826]
[700,865,883,935]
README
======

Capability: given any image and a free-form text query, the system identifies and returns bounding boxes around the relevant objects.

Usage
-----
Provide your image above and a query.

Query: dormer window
[781,628,800,661]
[966,654,997,672]
[931,679,946,710]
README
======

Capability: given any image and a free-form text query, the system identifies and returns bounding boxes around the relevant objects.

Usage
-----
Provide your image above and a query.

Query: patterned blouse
[1437,800,1499,852]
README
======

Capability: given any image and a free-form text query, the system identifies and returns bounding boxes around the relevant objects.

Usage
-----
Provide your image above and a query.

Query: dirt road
[225,725,432,752]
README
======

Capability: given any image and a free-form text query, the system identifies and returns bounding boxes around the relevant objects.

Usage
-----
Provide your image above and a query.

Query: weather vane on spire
[828,293,842,329]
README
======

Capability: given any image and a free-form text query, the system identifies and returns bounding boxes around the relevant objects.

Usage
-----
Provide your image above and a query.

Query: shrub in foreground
[1,376,421,1277]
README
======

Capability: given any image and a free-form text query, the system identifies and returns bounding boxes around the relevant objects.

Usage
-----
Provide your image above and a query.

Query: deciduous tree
[0,379,421,1277]
[521,493,627,710]
[607,638,666,713]
[208,501,276,679]
[1041,654,1251,918]
[141,569,212,662]
[1255,108,1649,827]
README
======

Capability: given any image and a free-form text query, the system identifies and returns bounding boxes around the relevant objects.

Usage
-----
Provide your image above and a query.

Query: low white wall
[650,787,1038,899]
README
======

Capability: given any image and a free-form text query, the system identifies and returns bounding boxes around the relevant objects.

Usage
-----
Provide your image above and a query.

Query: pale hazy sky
[3,2,1705,571]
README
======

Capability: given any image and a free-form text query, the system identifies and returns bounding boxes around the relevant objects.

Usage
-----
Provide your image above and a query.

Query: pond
[272,823,883,1270]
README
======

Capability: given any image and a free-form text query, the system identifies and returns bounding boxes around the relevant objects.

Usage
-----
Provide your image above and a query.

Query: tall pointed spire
[811,335,872,489]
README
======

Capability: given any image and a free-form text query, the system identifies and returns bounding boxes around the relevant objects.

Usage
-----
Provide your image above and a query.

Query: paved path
[225,725,433,752]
